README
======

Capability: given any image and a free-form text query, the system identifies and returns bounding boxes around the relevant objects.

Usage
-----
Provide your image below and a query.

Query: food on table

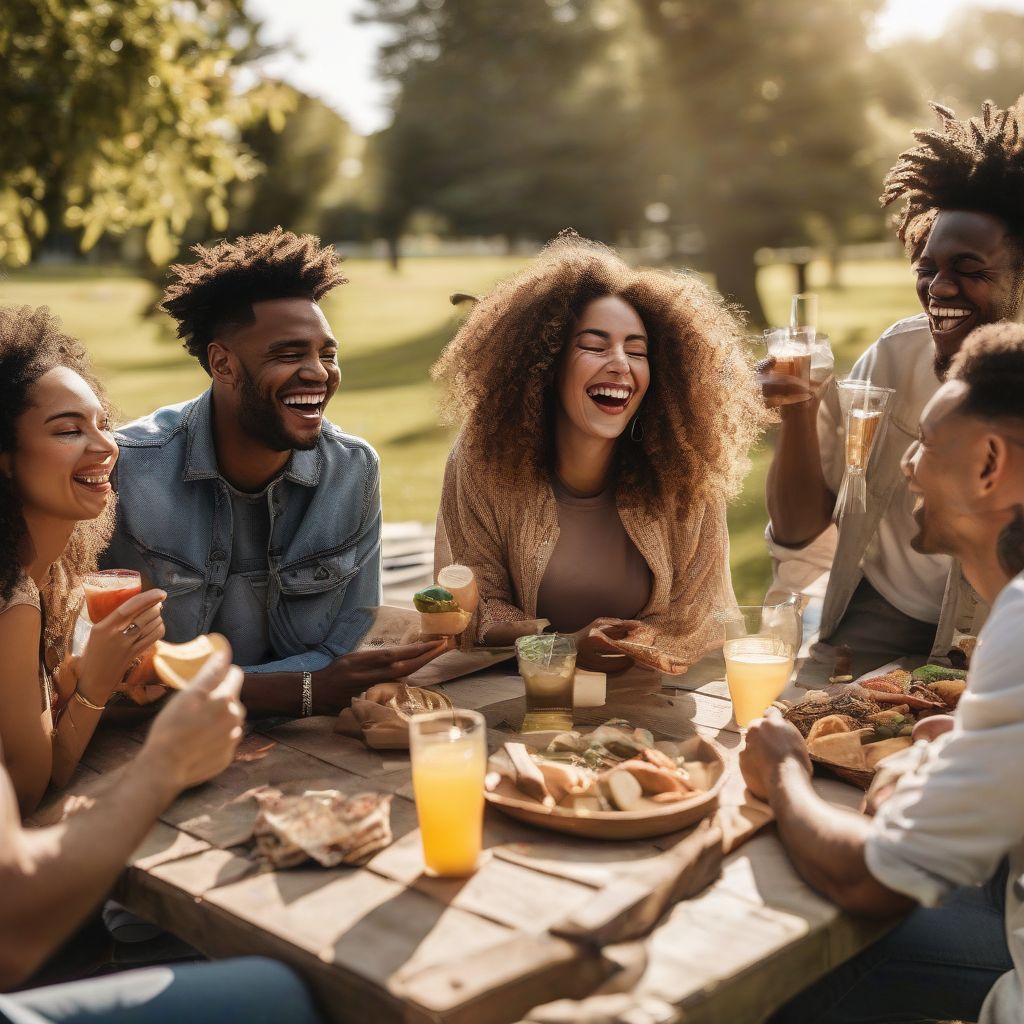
[588,622,690,675]
[413,581,473,636]
[782,663,972,786]
[334,683,452,750]
[493,721,718,813]
[413,585,460,613]
[436,563,480,614]
[830,644,853,683]
[573,667,606,708]
[863,737,913,768]
[250,788,393,868]
[152,633,231,690]
[505,742,554,807]
[929,678,967,707]
[805,714,860,743]
[910,664,968,685]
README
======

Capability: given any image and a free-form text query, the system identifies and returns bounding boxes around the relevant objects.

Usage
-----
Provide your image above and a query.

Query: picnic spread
[33,639,905,1024]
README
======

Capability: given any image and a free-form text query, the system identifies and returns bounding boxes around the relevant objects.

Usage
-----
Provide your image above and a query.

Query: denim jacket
[102,389,382,673]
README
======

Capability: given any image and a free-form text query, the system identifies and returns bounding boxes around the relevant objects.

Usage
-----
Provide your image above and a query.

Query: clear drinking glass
[763,328,813,408]
[790,292,818,334]
[82,569,141,624]
[409,708,486,877]
[720,605,796,728]
[515,634,576,733]
[833,379,895,521]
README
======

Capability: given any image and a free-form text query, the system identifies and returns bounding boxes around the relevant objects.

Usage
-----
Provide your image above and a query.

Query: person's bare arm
[240,640,450,716]
[741,708,913,917]
[0,651,245,988]
[765,400,836,546]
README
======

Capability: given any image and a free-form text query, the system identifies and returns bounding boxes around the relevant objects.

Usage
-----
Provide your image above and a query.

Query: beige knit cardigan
[434,439,737,668]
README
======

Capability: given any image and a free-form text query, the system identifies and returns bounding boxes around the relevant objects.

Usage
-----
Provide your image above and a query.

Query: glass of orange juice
[409,708,486,877]
[83,569,141,623]
[721,605,796,728]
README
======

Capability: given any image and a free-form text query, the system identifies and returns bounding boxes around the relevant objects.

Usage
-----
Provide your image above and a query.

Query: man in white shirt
[765,101,1024,668]
[743,322,1024,1023]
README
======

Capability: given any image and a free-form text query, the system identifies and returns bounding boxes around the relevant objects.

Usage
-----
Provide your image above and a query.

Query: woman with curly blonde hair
[0,307,166,814]
[433,232,767,670]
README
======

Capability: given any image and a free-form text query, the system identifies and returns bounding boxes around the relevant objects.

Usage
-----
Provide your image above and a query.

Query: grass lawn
[0,255,920,603]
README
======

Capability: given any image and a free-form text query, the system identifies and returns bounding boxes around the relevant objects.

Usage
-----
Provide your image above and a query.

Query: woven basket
[809,753,873,790]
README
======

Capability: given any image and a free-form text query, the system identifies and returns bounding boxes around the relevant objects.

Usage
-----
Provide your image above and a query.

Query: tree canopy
[0,0,291,265]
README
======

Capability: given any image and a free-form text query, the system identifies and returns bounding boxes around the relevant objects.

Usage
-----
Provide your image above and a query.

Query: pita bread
[863,736,913,770]
[807,730,868,770]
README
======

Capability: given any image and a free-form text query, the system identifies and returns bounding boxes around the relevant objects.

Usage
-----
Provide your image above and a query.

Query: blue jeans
[769,862,1012,1024]
[0,958,321,1024]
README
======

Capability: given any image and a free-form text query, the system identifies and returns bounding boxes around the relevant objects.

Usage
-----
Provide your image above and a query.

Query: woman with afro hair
[433,232,766,671]
[0,307,166,814]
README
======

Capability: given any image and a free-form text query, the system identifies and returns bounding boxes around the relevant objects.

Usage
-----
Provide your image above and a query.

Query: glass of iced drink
[834,380,895,520]
[82,569,141,623]
[410,709,487,877]
[721,606,796,728]
[516,634,576,733]
[763,328,813,407]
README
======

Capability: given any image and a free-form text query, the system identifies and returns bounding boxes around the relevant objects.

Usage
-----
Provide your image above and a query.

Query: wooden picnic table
[44,651,890,1024]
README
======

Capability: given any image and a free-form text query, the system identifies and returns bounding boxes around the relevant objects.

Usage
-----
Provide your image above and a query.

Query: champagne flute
[833,379,894,521]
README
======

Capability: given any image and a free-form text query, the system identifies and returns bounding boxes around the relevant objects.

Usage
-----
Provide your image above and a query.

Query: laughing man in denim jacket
[102,229,447,716]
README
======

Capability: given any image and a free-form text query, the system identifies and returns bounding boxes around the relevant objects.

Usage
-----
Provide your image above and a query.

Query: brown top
[434,437,737,667]
[535,478,653,633]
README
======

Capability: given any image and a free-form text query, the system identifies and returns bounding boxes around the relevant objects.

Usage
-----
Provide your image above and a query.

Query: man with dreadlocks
[765,101,1024,671]
[745,322,1024,1024]
[102,228,447,716]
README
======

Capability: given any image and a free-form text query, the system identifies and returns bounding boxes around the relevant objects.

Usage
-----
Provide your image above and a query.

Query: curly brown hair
[432,232,767,511]
[881,101,1024,255]
[0,306,115,659]
[161,226,348,373]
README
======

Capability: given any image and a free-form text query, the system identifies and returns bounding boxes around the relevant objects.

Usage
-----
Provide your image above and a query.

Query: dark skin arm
[740,708,915,918]
[240,639,451,716]
[761,371,836,547]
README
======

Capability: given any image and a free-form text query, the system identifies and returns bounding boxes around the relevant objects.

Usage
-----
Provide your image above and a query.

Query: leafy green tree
[227,86,356,237]
[0,0,291,266]
[886,8,1024,115]
[363,0,654,263]
[632,0,886,323]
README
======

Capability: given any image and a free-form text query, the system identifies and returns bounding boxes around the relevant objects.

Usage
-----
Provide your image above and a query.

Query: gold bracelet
[73,689,107,712]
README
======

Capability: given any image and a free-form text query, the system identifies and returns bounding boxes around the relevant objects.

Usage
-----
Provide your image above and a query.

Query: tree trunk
[703,236,767,328]
[386,233,401,271]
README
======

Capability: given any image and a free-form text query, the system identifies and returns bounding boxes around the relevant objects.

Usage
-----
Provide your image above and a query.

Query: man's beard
[997,504,1024,578]
[236,367,318,453]
[933,349,955,380]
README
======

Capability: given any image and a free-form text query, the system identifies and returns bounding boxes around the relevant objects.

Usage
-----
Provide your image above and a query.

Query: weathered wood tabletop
[46,652,888,1024]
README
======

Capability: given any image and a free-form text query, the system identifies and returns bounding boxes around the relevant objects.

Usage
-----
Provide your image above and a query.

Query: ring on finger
[121,622,140,637]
